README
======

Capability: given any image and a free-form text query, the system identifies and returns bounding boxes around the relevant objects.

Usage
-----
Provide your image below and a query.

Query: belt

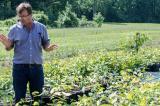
[13,64,42,67]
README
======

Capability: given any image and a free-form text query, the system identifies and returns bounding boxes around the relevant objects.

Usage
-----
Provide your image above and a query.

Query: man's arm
[0,34,13,51]
[43,43,58,52]
[41,25,58,52]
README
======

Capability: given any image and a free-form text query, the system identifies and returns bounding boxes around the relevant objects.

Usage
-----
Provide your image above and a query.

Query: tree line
[0,0,160,23]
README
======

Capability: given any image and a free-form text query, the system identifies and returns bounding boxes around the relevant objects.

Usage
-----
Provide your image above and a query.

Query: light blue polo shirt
[8,20,50,64]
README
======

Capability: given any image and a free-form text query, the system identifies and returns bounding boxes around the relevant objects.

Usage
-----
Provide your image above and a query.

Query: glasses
[18,14,30,19]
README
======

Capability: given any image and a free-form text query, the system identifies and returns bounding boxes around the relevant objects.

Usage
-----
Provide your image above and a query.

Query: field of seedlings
[0,23,160,105]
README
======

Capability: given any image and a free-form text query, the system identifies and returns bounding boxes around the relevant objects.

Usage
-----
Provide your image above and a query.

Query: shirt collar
[17,19,35,29]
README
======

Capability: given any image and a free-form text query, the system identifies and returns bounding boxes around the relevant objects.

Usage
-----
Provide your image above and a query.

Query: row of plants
[0,47,159,105]
[37,47,159,105]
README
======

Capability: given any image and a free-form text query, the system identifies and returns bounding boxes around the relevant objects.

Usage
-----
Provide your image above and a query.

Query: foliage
[0,47,160,105]
[93,12,104,27]
[120,32,149,53]
[56,3,79,28]
[33,11,49,25]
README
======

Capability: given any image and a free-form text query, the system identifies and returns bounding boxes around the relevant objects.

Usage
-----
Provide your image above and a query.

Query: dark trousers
[12,64,44,103]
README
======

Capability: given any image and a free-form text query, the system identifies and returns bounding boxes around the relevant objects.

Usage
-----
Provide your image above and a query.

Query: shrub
[120,32,149,53]
[79,15,88,27]
[93,12,104,27]
[3,17,16,27]
[33,12,49,25]
[56,3,79,28]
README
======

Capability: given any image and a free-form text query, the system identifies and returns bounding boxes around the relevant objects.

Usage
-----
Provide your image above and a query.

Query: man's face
[18,10,32,25]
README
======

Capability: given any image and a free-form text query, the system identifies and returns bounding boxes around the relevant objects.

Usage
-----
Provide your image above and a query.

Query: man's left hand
[45,44,58,52]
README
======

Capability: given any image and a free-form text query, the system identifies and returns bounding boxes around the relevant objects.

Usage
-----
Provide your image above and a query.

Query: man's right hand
[0,34,8,42]
[0,34,13,50]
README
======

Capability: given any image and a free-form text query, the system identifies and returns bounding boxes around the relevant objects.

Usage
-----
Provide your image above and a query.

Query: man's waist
[13,63,42,67]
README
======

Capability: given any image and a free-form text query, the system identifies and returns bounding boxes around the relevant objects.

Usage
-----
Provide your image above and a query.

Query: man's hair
[16,2,32,15]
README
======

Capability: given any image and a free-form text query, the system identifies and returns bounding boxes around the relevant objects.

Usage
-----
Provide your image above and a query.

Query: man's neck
[24,20,34,30]
[27,21,33,29]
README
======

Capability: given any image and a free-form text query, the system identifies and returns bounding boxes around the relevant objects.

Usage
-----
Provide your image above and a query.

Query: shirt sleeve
[42,26,50,48]
[7,26,15,47]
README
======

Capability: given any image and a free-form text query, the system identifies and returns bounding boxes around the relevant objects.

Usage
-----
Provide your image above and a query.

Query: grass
[46,23,160,58]
[0,23,160,61]
[49,23,160,49]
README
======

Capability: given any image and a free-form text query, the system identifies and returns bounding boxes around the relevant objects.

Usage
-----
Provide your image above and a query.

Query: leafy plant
[56,2,79,28]
[120,32,149,53]
[93,12,104,27]
[33,11,49,25]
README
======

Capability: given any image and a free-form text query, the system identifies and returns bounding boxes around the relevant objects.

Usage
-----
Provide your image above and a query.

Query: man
[0,2,58,103]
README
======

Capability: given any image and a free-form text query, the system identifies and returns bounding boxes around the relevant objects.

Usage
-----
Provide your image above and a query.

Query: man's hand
[0,34,7,42]
[0,34,13,51]
[44,44,58,52]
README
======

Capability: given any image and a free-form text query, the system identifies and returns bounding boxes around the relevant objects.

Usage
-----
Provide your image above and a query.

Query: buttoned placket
[29,34,32,65]
[25,24,35,66]
[26,28,33,66]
